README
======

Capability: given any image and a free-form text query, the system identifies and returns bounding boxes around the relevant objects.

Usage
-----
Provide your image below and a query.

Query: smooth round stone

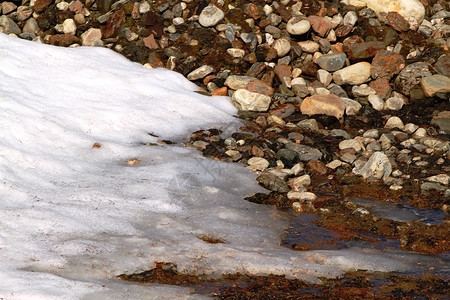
[297,40,320,53]
[316,53,347,72]
[385,116,405,130]
[247,157,270,171]
[385,97,404,111]
[333,62,371,85]
[273,38,291,57]
[286,16,311,35]
[288,191,317,201]
[199,5,224,27]
[368,94,385,111]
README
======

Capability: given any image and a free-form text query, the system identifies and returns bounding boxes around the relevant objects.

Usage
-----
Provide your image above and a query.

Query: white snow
[0,33,441,299]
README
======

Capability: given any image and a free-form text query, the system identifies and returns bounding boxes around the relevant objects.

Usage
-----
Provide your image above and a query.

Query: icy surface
[0,33,440,299]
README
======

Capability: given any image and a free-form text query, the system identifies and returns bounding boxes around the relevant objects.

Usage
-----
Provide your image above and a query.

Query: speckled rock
[386,11,411,31]
[232,89,271,112]
[316,53,347,72]
[0,16,21,35]
[395,62,432,95]
[300,94,346,119]
[353,151,392,180]
[371,50,405,79]
[333,62,371,85]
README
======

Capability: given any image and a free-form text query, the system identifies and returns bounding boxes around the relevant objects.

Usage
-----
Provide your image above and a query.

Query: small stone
[247,157,270,171]
[257,172,290,193]
[297,40,320,53]
[421,182,446,192]
[369,78,392,99]
[276,149,299,168]
[426,174,450,186]
[333,62,371,85]
[371,50,405,80]
[187,65,214,81]
[342,98,362,116]
[33,0,53,13]
[285,143,323,161]
[431,111,450,134]
[353,151,392,180]
[199,5,224,27]
[395,62,432,96]
[227,48,245,58]
[300,94,346,119]
[289,174,311,190]
[368,94,385,111]
[386,11,410,31]
[412,127,427,138]
[352,84,376,97]
[317,69,332,86]
[297,119,319,131]
[420,75,450,97]
[385,116,404,130]
[366,140,382,151]
[0,16,21,35]
[232,89,271,112]
[343,11,358,26]
[273,38,291,57]
[80,28,103,46]
[23,18,39,34]
[404,123,419,134]
[62,19,77,35]
[385,97,404,111]
[316,53,347,72]
[331,129,351,139]
[288,191,317,201]
[286,16,311,35]
[308,15,333,37]
[48,34,80,47]
[225,75,255,90]
[246,79,274,96]
[435,55,449,77]
[339,139,364,152]
[344,41,385,61]
[2,2,17,14]
[326,160,345,169]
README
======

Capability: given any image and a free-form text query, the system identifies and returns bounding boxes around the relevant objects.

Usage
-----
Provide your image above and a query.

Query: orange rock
[300,94,345,119]
[211,87,227,96]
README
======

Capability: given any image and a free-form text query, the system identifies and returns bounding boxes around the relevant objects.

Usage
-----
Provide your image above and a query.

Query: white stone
[368,94,384,111]
[353,151,392,179]
[56,1,69,10]
[187,65,214,81]
[80,28,102,47]
[227,48,245,58]
[297,40,320,53]
[224,75,255,90]
[352,84,376,97]
[247,157,270,171]
[363,0,425,25]
[343,11,358,26]
[62,19,77,35]
[286,16,311,35]
[332,62,371,85]
[273,38,291,57]
[232,89,271,111]
[317,69,332,86]
[288,191,317,201]
[385,97,404,111]
[139,1,151,14]
[412,127,427,138]
[342,97,362,116]
[404,123,419,134]
[326,159,345,169]
[288,174,311,190]
[385,116,404,130]
[426,174,450,185]
[199,5,224,27]
[173,17,185,25]
[339,139,364,152]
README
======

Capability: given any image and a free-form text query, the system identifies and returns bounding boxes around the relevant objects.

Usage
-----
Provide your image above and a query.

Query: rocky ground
[1,0,449,298]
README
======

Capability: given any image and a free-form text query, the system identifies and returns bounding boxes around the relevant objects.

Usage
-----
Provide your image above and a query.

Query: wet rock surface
[3,0,449,297]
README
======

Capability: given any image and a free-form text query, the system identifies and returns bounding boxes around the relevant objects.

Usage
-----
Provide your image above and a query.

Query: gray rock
[285,143,323,161]
[331,129,351,139]
[0,15,21,35]
[342,97,362,116]
[316,53,347,72]
[385,97,404,111]
[276,148,299,168]
[297,119,319,131]
[224,75,255,90]
[257,172,290,193]
[353,151,392,180]
[420,182,446,192]
[395,62,432,95]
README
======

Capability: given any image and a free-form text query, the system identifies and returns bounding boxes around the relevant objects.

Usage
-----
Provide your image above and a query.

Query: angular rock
[308,16,332,37]
[285,143,323,161]
[247,157,270,171]
[286,16,311,35]
[371,50,405,79]
[257,172,290,193]
[225,75,255,90]
[353,151,392,180]
[344,41,385,61]
[420,75,450,97]
[368,94,385,110]
[62,19,77,36]
[342,98,362,115]
[187,65,214,81]
[246,79,274,96]
[333,62,371,85]
[80,28,102,46]
[316,53,347,72]
[48,34,81,47]
[232,89,271,112]
[34,0,53,13]
[276,149,299,168]
[369,77,392,99]
[386,11,410,31]
[300,94,346,119]
[199,5,224,27]
[435,55,449,77]
[0,16,21,35]
[2,2,17,15]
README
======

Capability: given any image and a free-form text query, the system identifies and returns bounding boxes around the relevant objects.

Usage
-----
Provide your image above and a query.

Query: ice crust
[0,34,433,299]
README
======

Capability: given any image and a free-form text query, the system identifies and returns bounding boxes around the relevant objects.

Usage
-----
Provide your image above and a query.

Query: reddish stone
[274,65,292,85]
[276,4,292,22]
[386,12,410,32]
[269,104,296,118]
[48,34,80,47]
[301,61,318,77]
[435,55,450,77]
[371,50,405,79]
[34,0,52,13]
[335,25,353,37]
[244,3,262,19]
[103,10,126,38]
[300,94,345,119]
[369,77,392,99]
[261,69,275,86]
[203,75,216,85]
[344,41,386,61]
[211,87,228,96]
[143,34,159,49]
[246,62,266,77]
[69,0,84,13]
[306,160,328,175]
[259,18,271,28]
[147,52,164,68]
[246,78,274,96]
[308,16,332,37]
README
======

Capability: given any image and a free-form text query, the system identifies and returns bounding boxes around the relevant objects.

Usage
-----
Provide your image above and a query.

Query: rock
[395,62,432,95]
[246,79,274,96]
[288,191,317,201]
[2,2,17,15]
[33,0,53,13]
[247,157,270,171]
[285,143,323,161]
[431,111,450,134]
[339,139,364,152]
[370,50,405,79]
[426,174,450,186]
[187,65,214,81]
[276,149,299,168]
[0,16,21,35]
[344,41,385,61]
[316,53,347,72]
[232,89,272,112]
[308,16,333,37]
[48,34,81,47]
[199,5,224,27]
[103,10,126,38]
[420,75,450,97]
[363,0,425,25]
[257,172,290,193]
[385,116,404,130]
[386,11,410,31]
[384,97,404,111]
[80,28,103,46]
[62,19,77,35]
[326,159,346,169]
[273,38,291,57]
[225,75,255,90]
[333,62,371,85]
[352,84,376,97]
[23,18,39,35]
[368,94,385,110]
[331,129,351,139]
[286,16,311,35]
[353,151,392,180]
[342,97,362,115]
[317,69,332,86]
[274,65,292,86]
[421,182,446,192]
[17,6,33,22]
[300,94,346,119]
[369,77,392,99]
[343,11,358,26]
[297,119,319,130]
[227,48,245,58]
[435,55,449,77]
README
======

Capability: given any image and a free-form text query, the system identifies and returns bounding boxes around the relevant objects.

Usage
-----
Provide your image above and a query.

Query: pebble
[395,62,432,95]
[225,75,255,90]
[187,65,214,81]
[385,97,404,111]
[297,119,319,131]
[227,48,245,58]
[286,16,311,35]
[288,174,311,190]
[62,19,77,36]
[232,89,271,112]
[0,15,21,35]
[257,172,290,193]
[343,11,358,26]
[368,94,385,111]
[273,38,291,57]
[317,69,332,86]
[431,111,450,134]
[300,94,346,119]
[426,174,450,186]
[352,84,376,97]
[297,40,320,53]
[288,191,317,201]
[199,5,224,27]
[247,157,270,171]
[404,123,419,134]
[276,149,299,168]
[308,15,333,37]
[316,53,347,72]
[80,28,103,47]
[333,62,371,85]
[353,151,392,180]
[285,143,323,161]
[420,74,450,97]
[342,98,362,116]
[339,139,364,152]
